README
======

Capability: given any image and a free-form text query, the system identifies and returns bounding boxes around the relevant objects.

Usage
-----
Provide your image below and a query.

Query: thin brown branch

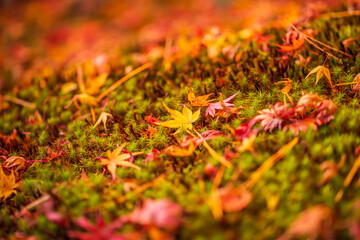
[289,22,351,60]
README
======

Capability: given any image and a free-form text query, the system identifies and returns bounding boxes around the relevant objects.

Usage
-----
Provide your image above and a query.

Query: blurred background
[0,0,353,91]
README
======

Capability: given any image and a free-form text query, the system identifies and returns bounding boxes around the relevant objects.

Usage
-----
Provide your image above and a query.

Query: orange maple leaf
[188,89,214,107]
[98,143,142,180]
[277,35,304,52]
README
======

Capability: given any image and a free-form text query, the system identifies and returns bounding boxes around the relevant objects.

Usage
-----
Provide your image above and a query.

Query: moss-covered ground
[1,1,360,239]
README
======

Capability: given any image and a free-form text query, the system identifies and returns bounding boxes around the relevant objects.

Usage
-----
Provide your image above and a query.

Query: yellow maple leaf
[305,66,333,87]
[0,166,19,201]
[85,73,108,96]
[158,102,200,134]
[99,143,142,180]
[277,78,294,104]
[188,89,214,107]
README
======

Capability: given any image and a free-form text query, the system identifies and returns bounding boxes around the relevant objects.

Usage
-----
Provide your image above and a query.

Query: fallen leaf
[306,65,332,87]
[158,102,200,134]
[279,205,333,240]
[218,185,252,212]
[205,91,239,117]
[130,199,182,230]
[3,156,26,176]
[188,89,214,107]
[98,143,142,180]
[283,118,317,135]
[320,161,337,185]
[67,214,125,240]
[139,125,158,139]
[253,103,295,132]
[296,93,322,114]
[277,34,304,52]
[277,78,293,104]
[85,73,108,96]
[0,166,19,201]
[295,54,311,66]
[234,133,257,154]
[65,93,97,109]
[164,141,196,157]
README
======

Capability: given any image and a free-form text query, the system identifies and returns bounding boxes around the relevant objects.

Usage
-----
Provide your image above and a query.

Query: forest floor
[1,1,360,239]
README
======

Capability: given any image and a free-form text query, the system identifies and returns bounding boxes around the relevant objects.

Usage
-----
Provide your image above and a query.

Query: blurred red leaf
[130,199,182,230]
[68,214,125,240]
[218,185,252,212]
[279,205,333,240]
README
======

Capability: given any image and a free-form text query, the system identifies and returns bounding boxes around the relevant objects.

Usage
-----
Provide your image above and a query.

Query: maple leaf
[218,185,252,212]
[94,112,113,132]
[296,93,322,114]
[180,130,222,147]
[233,121,258,141]
[277,78,293,104]
[214,93,246,119]
[65,93,97,109]
[205,91,239,117]
[164,130,222,158]
[277,34,304,52]
[139,114,161,126]
[295,54,311,66]
[253,103,295,132]
[312,100,336,125]
[130,199,182,230]
[158,102,200,134]
[204,163,219,179]
[41,198,68,227]
[98,143,142,180]
[234,133,257,154]
[306,65,333,87]
[65,66,99,109]
[279,205,333,240]
[85,73,108,96]
[0,166,19,201]
[283,119,318,135]
[144,149,161,163]
[139,125,158,139]
[319,161,337,185]
[187,89,214,106]
[67,214,125,240]
[3,156,26,177]
[164,141,196,157]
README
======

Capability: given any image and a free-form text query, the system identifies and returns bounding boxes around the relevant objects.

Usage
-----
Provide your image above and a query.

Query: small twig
[96,62,151,103]
[306,34,352,58]
[289,23,351,60]
[2,96,36,109]
[321,10,360,19]
[245,137,298,189]
[76,65,87,94]
[303,37,340,61]
[15,186,61,218]
[335,155,360,203]
[191,129,233,168]
[116,173,166,204]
